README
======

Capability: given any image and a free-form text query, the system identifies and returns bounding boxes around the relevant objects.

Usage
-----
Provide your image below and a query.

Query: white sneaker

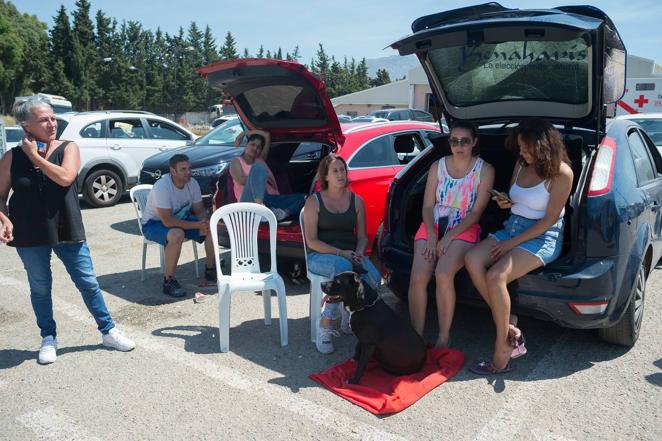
[272,208,289,221]
[102,328,136,352]
[316,324,339,354]
[340,307,352,335]
[38,335,57,365]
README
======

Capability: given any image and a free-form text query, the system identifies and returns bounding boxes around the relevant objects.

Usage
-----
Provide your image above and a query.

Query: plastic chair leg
[192,241,199,278]
[218,283,231,353]
[310,281,323,343]
[275,277,288,347]
[262,290,271,325]
[141,243,147,281]
[159,246,165,273]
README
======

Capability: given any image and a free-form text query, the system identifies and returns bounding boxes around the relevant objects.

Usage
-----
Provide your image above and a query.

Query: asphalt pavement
[1,198,660,441]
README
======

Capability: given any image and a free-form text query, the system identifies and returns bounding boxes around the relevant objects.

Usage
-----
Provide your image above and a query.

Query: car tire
[598,262,647,347]
[82,169,124,208]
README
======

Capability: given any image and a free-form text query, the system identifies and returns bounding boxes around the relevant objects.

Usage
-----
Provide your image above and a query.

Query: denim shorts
[142,215,204,246]
[490,214,564,266]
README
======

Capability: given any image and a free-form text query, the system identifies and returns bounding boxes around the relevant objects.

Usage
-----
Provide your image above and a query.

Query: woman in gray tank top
[303,154,381,354]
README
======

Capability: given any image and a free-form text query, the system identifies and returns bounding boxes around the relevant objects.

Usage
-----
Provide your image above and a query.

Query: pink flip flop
[469,360,514,375]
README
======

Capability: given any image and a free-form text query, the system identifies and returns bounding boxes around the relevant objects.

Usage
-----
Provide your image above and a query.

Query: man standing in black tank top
[0,97,135,365]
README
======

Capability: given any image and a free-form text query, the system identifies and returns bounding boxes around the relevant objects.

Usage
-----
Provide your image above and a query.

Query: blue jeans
[307,252,381,320]
[240,161,305,216]
[491,214,564,266]
[16,242,115,338]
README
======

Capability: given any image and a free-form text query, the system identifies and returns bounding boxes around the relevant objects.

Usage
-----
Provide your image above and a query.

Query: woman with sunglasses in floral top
[408,121,495,348]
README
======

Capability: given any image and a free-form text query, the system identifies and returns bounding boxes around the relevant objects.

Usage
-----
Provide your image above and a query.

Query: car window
[393,133,424,165]
[397,111,411,120]
[627,130,656,185]
[56,119,68,139]
[196,119,245,145]
[349,135,399,168]
[291,142,325,162]
[630,119,662,145]
[237,84,325,123]
[5,128,24,142]
[109,119,146,139]
[414,110,433,122]
[388,112,401,121]
[80,121,105,138]
[428,37,589,106]
[147,119,189,141]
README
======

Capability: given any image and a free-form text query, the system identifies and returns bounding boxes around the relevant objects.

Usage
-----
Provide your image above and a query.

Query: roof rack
[75,110,155,115]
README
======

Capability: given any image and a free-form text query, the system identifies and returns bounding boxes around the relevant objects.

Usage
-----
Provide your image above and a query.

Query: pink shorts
[414,222,481,244]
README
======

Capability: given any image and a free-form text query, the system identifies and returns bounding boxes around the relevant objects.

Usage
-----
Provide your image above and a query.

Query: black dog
[321,271,426,384]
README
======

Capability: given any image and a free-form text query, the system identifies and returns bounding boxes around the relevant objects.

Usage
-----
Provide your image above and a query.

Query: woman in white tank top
[464,118,574,375]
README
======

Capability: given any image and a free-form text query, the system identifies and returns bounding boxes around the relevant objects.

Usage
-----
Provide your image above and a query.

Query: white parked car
[56,111,197,207]
[3,126,24,151]
[616,113,662,153]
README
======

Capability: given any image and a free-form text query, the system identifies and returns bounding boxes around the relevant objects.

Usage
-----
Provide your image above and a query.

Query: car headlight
[190,162,229,177]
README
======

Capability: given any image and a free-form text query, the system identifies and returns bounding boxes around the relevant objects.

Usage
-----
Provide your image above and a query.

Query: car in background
[369,108,434,122]
[192,58,442,260]
[211,114,241,128]
[380,3,662,347]
[140,117,247,197]
[3,126,24,150]
[336,114,353,123]
[351,115,389,123]
[616,113,662,152]
[56,110,197,207]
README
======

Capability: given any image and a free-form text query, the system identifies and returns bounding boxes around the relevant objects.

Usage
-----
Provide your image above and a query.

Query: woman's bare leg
[486,249,543,369]
[434,240,473,346]
[408,240,435,336]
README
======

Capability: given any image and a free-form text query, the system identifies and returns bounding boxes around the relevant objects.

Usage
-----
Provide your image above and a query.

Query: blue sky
[12,0,662,62]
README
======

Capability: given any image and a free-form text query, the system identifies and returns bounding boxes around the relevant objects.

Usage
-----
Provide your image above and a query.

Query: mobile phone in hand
[488,189,512,203]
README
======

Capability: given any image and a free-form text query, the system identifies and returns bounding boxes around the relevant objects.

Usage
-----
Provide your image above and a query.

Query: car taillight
[587,136,616,197]
[568,301,608,315]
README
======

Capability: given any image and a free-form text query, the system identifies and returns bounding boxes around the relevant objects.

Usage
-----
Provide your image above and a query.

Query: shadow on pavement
[110,218,141,236]
[646,358,662,387]
[0,344,106,369]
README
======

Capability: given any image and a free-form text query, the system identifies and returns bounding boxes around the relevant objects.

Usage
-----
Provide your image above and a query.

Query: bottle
[36,140,46,153]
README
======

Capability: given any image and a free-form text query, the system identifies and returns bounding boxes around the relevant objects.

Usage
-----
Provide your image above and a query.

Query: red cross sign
[634,95,649,108]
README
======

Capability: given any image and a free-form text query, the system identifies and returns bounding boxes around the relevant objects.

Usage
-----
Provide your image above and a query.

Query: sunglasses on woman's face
[449,137,472,147]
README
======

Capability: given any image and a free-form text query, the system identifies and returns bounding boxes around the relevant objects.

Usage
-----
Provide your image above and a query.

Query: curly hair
[506,118,571,180]
[317,153,349,190]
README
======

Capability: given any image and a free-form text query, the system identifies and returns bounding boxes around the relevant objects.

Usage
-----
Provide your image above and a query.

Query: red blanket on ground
[310,347,465,415]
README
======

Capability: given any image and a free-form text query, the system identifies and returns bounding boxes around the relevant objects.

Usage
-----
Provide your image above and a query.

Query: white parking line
[16,407,102,441]
[472,334,571,441]
[0,274,408,441]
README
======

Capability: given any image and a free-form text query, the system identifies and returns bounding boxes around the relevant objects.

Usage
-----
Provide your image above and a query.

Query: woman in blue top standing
[465,118,573,375]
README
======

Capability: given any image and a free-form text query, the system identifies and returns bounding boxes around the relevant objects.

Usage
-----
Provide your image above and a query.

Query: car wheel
[598,262,646,347]
[82,169,124,208]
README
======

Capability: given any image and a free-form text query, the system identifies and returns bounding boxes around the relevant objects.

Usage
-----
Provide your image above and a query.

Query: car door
[145,118,194,151]
[631,128,662,249]
[626,128,662,248]
[347,133,403,248]
[107,118,151,180]
[77,120,109,171]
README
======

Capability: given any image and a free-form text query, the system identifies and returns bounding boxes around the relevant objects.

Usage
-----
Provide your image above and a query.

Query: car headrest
[394,136,416,153]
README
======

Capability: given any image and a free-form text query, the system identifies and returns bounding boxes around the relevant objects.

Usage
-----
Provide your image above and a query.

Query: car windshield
[195,119,245,145]
[427,37,590,106]
[371,111,388,118]
[631,119,662,145]
[6,128,24,142]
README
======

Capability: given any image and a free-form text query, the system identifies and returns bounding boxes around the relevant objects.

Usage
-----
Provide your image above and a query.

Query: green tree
[202,25,218,65]
[256,45,264,58]
[369,68,391,87]
[71,0,97,110]
[0,12,21,113]
[355,57,369,90]
[219,31,238,60]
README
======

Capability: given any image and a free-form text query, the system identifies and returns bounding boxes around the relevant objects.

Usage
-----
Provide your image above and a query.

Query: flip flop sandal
[469,360,514,375]
[511,334,527,359]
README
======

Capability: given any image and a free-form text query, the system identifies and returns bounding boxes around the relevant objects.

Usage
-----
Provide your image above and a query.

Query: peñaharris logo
[458,43,588,72]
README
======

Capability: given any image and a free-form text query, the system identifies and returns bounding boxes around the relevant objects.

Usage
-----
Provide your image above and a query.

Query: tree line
[0,0,392,116]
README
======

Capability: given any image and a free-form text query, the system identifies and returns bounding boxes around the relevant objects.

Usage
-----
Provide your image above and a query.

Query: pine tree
[256,45,264,58]
[71,0,96,110]
[315,44,330,81]
[219,31,238,60]
[49,5,75,79]
[356,57,369,90]
[275,47,282,60]
[369,68,391,87]
[202,25,218,64]
[243,48,249,58]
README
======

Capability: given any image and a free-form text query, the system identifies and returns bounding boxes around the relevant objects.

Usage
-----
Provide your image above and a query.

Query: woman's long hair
[506,118,571,179]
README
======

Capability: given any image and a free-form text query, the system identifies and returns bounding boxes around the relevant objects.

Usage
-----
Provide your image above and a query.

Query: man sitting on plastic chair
[141,154,216,297]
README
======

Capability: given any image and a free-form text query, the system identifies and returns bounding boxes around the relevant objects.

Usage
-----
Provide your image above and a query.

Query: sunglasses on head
[449,137,472,147]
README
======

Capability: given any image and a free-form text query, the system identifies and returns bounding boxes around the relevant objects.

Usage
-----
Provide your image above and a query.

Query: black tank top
[8,142,86,247]
[315,191,357,251]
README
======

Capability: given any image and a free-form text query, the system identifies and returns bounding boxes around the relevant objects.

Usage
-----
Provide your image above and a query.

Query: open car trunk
[389,129,592,266]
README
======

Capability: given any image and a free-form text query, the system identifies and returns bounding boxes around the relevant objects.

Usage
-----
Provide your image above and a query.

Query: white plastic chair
[299,208,333,343]
[129,184,199,281]
[210,202,288,352]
